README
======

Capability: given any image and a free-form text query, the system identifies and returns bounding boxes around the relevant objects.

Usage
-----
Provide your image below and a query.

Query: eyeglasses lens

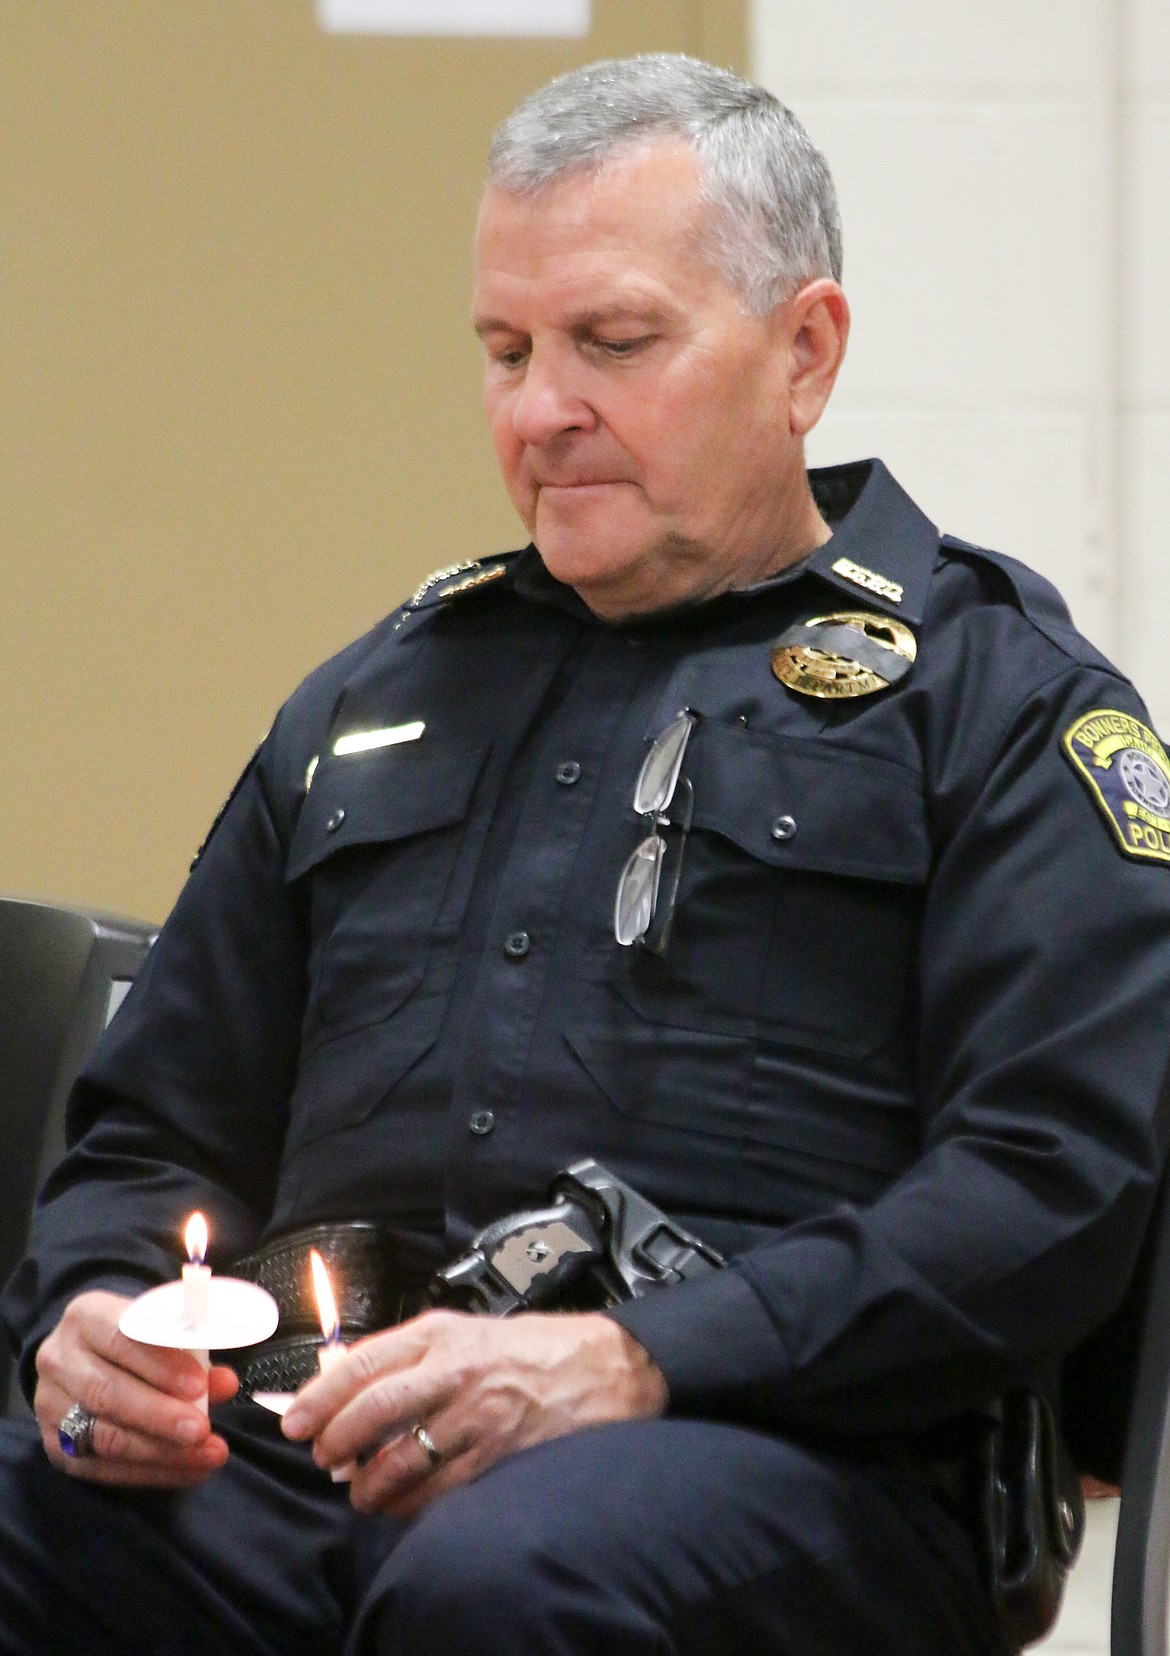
[614,835,666,947]
[615,712,696,950]
[632,712,694,818]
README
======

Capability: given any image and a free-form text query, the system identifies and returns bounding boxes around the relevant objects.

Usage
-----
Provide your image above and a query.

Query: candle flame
[185,1211,209,1265]
[310,1249,340,1343]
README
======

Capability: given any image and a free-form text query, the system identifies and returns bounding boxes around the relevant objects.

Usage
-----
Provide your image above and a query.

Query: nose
[509,344,596,447]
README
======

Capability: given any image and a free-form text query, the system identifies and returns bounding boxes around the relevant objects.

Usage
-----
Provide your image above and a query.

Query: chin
[535,502,646,584]
[537,534,633,592]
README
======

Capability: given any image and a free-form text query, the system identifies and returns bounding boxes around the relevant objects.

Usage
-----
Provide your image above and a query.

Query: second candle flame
[309,1248,341,1345]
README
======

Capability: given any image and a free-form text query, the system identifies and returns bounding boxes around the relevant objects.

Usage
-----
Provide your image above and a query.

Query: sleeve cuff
[604,1262,791,1422]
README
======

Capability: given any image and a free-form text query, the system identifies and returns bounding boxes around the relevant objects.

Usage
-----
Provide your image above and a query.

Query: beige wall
[2,0,746,924]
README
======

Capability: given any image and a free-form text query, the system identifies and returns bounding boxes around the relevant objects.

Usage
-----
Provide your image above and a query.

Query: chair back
[0,897,155,1411]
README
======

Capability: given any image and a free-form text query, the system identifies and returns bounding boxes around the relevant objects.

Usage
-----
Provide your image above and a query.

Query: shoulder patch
[1063,710,1170,864]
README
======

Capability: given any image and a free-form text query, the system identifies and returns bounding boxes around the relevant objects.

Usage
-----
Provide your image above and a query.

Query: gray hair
[488,54,842,314]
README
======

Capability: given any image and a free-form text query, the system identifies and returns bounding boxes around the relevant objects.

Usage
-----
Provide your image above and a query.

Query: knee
[359,1478,560,1653]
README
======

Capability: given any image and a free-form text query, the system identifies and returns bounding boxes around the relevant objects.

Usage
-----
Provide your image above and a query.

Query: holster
[428,1158,725,1314]
[971,1391,1085,1648]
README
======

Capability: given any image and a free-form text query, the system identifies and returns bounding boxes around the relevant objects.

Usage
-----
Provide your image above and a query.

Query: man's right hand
[33,1290,238,1487]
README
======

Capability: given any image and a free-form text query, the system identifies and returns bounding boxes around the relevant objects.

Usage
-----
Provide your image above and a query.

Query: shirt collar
[801,458,938,626]
[506,458,940,628]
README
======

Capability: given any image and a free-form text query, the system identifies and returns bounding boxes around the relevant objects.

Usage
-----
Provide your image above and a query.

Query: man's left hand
[280,1309,667,1518]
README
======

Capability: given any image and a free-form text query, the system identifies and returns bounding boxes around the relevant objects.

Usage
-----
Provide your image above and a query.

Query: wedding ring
[410,1422,444,1470]
[58,1402,97,1459]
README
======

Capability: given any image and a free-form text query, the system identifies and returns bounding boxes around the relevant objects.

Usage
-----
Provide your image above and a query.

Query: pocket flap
[286,735,490,884]
[687,722,928,884]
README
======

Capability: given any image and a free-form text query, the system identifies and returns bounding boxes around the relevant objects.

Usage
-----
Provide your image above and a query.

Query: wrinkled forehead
[472,141,715,299]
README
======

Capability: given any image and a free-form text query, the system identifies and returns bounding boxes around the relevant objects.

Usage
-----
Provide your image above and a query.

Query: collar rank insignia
[1063,710,1170,864]
[772,611,917,699]
[831,556,904,605]
[407,560,508,610]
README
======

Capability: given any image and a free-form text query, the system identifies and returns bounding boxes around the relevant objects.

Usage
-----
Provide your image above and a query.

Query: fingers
[282,1310,670,1518]
[44,1292,209,1402]
[34,1290,236,1488]
[208,1363,241,1406]
[347,1402,472,1520]
[282,1312,460,1456]
[36,1372,230,1486]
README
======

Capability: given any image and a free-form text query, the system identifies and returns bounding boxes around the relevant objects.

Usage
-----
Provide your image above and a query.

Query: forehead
[473,141,720,319]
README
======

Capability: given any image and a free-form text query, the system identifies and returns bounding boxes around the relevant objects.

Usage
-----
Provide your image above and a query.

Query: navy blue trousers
[0,1405,1009,1656]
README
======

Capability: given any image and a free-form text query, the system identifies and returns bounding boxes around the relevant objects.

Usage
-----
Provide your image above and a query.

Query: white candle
[310,1249,355,1481]
[182,1212,211,1412]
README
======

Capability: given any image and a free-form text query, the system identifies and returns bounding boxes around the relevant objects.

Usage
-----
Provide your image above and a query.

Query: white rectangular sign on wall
[317,0,590,35]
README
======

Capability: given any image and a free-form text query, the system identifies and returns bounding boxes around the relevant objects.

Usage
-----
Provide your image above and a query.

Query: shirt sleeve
[610,664,1170,1438]
[0,712,311,1399]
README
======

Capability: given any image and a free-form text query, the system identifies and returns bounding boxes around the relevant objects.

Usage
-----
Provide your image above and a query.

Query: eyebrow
[473,302,673,340]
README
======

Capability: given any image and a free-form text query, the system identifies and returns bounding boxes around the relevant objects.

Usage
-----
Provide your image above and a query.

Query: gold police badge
[1063,710,1170,864]
[771,612,917,699]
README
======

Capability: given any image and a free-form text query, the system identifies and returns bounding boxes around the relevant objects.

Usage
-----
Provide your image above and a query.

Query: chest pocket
[286,734,490,1050]
[614,721,930,1057]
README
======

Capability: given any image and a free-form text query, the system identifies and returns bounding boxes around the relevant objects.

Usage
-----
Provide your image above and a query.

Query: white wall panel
[1122,102,1170,408]
[751,1,1098,94]
[797,102,1099,405]
[1124,0,1170,93]
[1036,1500,1119,1656]
[1122,414,1170,730]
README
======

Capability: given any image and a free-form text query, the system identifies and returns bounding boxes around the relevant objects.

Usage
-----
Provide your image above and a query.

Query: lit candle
[310,1249,354,1481]
[181,1211,211,1410]
[182,1212,211,1323]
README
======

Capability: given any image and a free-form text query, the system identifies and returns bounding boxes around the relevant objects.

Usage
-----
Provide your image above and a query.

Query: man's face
[473,142,816,620]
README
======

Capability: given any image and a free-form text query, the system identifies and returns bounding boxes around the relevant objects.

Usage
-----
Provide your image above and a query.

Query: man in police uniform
[3,53,1170,1656]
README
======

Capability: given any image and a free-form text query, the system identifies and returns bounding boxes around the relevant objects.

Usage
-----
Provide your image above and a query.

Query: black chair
[1058,1140,1170,1656]
[1106,1170,1170,1656]
[0,896,156,1413]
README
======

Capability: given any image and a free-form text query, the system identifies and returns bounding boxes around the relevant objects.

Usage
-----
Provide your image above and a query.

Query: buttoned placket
[443,628,656,1242]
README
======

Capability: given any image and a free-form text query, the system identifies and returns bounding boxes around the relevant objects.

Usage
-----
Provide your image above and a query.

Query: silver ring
[410,1422,444,1470]
[58,1402,97,1460]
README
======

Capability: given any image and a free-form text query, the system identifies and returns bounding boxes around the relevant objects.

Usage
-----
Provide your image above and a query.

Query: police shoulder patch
[1063,710,1170,864]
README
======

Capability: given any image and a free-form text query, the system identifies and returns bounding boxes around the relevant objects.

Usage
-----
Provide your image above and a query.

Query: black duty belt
[223,1221,431,1394]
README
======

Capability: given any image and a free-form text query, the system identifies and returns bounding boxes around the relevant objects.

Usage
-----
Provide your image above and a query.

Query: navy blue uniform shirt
[7,458,1170,1450]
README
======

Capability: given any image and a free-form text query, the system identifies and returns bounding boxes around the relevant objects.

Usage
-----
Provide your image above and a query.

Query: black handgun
[427,1158,724,1316]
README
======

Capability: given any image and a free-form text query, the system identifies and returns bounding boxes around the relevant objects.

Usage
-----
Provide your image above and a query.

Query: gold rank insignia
[407,559,508,609]
[831,556,904,605]
[771,611,917,699]
[1063,710,1170,864]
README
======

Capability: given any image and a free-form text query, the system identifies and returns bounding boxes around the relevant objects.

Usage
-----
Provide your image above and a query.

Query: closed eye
[589,335,654,360]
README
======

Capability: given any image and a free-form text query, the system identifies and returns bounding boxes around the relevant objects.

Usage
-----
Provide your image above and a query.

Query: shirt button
[504,930,531,959]
[770,814,797,841]
[555,761,581,786]
[469,1110,495,1136]
[325,807,346,833]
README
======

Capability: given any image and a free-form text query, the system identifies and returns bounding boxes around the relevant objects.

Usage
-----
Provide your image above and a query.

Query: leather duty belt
[224,1220,429,1395]
[221,1161,725,1394]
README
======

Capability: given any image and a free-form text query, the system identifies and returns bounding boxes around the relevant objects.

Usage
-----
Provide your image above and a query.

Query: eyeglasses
[614,711,696,954]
